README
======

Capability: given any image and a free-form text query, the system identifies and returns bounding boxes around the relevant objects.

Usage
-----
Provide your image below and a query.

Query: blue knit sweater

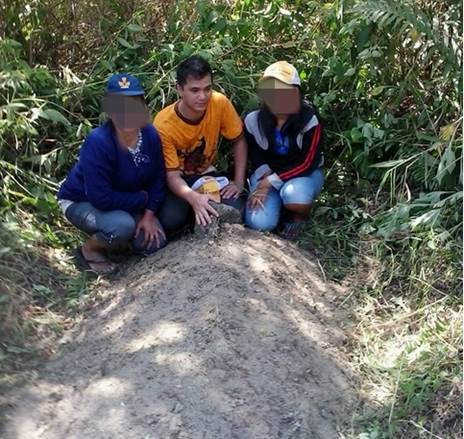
[57,122,165,213]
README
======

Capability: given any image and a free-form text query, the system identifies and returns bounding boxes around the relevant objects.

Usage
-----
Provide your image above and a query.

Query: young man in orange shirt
[154,55,247,234]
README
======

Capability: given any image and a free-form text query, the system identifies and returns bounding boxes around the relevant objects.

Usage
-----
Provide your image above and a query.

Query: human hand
[135,210,166,249]
[220,181,243,200]
[247,177,271,211]
[189,192,219,226]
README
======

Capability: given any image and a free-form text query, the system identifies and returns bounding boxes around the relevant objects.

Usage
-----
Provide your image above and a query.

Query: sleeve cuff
[266,173,284,190]
[226,131,244,143]
[253,164,272,180]
[146,201,160,213]
[140,191,148,207]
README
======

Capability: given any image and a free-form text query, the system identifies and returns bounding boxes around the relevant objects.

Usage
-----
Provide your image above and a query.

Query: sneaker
[278,221,307,241]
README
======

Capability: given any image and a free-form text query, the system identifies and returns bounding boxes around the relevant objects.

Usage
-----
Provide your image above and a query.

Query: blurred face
[177,74,213,113]
[258,81,300,116]
[103,94,149,132]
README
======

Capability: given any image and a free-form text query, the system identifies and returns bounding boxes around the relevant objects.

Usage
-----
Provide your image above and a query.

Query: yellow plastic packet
[191,176,229,203]
[192,176,221,203]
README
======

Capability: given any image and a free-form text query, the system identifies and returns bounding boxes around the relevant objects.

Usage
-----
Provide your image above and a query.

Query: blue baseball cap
[105,73,145,96]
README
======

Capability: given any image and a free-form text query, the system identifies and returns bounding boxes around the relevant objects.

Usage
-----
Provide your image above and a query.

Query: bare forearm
[233,137,248,188]
[167,171,195,204]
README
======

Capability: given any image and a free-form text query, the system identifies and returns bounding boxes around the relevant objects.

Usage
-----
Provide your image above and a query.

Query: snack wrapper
[191,176,229,203]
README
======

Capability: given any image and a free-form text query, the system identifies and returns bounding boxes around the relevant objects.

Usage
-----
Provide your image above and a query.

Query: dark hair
[257,94,309,150]
[176,55,213,87]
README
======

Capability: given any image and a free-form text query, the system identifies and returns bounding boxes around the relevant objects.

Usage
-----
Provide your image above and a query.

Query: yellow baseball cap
[258,61,301,88]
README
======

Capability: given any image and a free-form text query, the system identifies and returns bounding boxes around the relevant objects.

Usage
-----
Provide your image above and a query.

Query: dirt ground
[2,224,359,439]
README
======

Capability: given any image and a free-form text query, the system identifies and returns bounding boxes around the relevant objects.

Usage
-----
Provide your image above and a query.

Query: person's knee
[281,185,313,205]
[158,195,190,232]
[245,209,279,231]
[65,202,98,234]
[281,176,321,206]
[98,211,136,245]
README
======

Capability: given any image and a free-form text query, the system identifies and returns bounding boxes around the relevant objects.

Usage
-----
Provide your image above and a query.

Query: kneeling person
[244,61,324,240]
[57,74,166,273]
[154,55,247,233]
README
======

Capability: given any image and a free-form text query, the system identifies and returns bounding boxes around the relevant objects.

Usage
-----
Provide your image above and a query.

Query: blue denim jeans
[244,168,324,232]
[64,202,166,254]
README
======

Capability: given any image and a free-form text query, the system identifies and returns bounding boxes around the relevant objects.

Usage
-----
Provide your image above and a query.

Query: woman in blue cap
[243,61,324,240]
[57,74,166,273]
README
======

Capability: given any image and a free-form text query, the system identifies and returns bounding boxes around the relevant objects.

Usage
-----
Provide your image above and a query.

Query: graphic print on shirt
[274,128,289,155]
[180,137,209,175]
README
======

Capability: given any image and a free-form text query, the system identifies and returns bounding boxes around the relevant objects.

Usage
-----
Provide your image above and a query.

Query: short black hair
[176,55,213,87]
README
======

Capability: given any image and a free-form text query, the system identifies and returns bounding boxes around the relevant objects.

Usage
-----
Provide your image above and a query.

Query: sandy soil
[2,224,359,439]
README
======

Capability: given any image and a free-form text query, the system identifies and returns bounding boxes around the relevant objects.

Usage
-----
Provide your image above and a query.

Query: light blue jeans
[64,202,166,254]
[244,169,324,232]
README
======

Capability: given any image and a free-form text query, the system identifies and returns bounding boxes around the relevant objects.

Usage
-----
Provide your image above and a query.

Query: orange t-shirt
[153,91,243,175]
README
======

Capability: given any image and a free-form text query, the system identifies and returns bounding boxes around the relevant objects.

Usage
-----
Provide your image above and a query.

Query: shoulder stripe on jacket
[278,124,321,180]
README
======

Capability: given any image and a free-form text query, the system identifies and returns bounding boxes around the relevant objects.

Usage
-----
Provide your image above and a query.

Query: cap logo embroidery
[274,66,292,79]
[118,77,130,89]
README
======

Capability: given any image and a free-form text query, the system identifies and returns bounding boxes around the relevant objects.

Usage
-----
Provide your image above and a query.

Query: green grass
[0,209,94,375]
[302,178,462,437]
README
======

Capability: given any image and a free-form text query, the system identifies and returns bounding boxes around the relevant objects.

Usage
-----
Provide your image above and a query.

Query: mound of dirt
[2,225,359,439]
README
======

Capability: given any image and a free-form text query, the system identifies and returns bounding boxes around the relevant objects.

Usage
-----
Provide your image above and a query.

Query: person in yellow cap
[243,61,324,240]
